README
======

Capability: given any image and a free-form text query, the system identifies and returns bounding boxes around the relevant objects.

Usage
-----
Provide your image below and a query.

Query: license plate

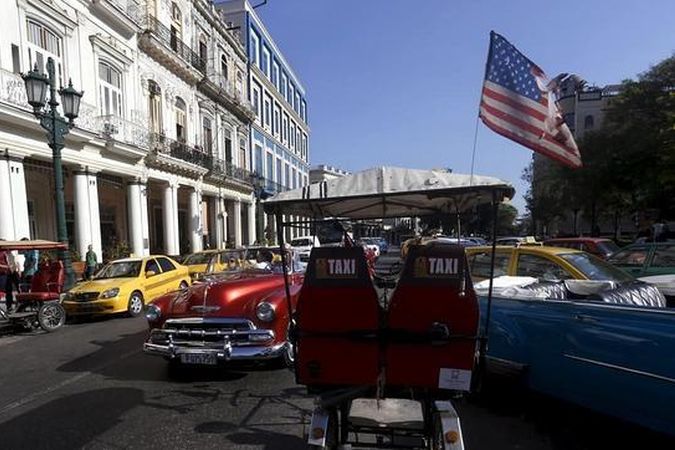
[180,353,217,365]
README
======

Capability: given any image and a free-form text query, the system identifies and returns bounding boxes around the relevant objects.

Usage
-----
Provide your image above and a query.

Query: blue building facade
[217,0,310,240]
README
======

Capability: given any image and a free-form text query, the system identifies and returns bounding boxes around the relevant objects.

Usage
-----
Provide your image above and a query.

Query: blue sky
[255,0,675,213]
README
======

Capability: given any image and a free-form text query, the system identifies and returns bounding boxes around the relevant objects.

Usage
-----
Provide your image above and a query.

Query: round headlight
[256,301,275,322]
[145,304,161,322]
[100,288,120,299]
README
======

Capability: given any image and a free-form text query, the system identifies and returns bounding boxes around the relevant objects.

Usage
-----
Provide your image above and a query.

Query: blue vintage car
[479,289,675,436]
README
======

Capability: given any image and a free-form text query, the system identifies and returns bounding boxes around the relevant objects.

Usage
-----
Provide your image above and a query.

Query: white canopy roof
[263,166,514,219]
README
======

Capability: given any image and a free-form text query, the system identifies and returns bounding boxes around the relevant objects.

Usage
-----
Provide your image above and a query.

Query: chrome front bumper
[143,317,284,362]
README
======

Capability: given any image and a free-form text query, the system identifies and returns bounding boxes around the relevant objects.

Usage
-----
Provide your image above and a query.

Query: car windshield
[597,241,620,255]
[560,253,635,283]
[242,247,304,274]
[183,253,214,265]
[94,261,142,279]
[291,238,312,247]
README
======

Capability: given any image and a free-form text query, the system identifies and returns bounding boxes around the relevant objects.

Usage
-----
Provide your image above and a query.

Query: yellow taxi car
[63,255,191,317]
[465,245,634,283]
[181,249,246,281]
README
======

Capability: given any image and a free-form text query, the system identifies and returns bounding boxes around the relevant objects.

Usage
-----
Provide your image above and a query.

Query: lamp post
[22,57,83,290]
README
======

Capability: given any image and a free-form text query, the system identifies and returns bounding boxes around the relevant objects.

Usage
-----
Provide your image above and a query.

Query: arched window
[202,116,213,153]
[220,55,229,81]
[198,35,208,71]
[98,61,123,116]
[26,20,63,86]
[175,97,186,141]
[584,114,594,130]
[147,80,162,135]
[170,3,182,52]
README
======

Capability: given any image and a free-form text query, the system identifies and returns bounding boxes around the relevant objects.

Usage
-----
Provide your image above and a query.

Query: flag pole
[471,31,496,186]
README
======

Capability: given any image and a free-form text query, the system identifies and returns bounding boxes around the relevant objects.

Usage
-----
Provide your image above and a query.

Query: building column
[188,188,202,253]
[0,155,30,240]
[247,201,256,245]
[214,196,227,249]
[74,170,102,261]
[127,181,149,257]
[163,183,179,255]
[233,199,242,247]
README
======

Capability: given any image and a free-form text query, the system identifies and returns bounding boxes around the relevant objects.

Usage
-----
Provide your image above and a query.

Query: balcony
[0,69,29,111]
[147,133,210,178]
[206,158,253,191]
[90,0,141,37]
[93,114,150,160]
[139,15,206,84]
[198,73,256,123]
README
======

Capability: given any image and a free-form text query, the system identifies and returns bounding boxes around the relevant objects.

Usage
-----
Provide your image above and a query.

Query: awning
[0,240,68,251]
[263,166,514,219]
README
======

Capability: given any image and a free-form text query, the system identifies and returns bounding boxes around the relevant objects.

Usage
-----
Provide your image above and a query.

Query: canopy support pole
[275,211,295,355]
[478,190,499,385]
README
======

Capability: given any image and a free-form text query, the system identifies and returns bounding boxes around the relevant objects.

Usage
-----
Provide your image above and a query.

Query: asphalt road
[0,251,672,449]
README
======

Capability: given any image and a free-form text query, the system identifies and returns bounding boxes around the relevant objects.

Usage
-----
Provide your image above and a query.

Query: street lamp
[22,57,83,289]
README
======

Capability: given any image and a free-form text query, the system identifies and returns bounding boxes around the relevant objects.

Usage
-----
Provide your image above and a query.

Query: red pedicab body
[296,246,381,388]
[386,242,479,391]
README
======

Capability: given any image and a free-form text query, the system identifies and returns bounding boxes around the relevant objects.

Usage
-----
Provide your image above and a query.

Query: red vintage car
[142,246,304,368]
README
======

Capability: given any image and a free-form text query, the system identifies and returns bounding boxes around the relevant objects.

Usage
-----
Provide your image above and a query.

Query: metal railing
[208,158,253,186]
[142,15,206,74]
[149,133,212,169]
[95,114,150,148]
[201,73,256,114]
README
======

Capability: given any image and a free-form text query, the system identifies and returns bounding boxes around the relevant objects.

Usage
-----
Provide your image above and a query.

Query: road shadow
[56,329,253,383]
[461,375,675,450]
[0,387,143,450]
[191,385,313,450]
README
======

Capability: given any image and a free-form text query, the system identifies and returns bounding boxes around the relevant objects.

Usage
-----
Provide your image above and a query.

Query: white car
[290,235,320,262]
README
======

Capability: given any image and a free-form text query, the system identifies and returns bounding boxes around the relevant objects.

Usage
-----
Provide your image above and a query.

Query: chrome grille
[74,292,100,301]
[150,318,263,347]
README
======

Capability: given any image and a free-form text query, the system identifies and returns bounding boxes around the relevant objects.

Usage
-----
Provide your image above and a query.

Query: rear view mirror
[145,270,156,278]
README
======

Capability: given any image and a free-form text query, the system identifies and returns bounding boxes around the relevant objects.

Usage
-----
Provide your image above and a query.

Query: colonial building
[217,0,311,241]
[0,0,278,261]
[309,164,350,184]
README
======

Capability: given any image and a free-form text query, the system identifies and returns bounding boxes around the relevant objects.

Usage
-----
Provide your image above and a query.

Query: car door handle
[575,314,598,324]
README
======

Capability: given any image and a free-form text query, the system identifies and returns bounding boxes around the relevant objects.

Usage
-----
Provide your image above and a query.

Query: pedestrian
[0,242,19,312]
[20,237,39,285]
[85,244,98,280]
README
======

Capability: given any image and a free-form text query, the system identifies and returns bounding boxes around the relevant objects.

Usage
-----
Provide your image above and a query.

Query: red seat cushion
[296,247,381,387]
[385,242,480,391]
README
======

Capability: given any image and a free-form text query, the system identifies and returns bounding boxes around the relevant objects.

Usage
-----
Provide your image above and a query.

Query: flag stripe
[480,106,577,163]
[480,107,581,167]
[482,84,547,121]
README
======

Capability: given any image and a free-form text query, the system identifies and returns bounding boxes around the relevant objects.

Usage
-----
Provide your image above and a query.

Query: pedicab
[263,167,514,449]
[0,239,68,332]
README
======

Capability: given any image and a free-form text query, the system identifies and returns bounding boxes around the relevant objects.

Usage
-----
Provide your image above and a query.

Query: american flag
[479,32,582,168]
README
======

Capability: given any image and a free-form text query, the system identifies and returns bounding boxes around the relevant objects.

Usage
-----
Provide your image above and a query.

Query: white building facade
[0,0,264,261]
[218,0,311,242]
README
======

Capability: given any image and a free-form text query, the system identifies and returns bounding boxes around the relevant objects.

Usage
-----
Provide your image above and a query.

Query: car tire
[127,291,144,317]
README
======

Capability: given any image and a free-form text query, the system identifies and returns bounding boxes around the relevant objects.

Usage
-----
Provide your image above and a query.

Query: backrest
[295,246,381,387]
[30,264,52,292]
[48,261,65,293]
[386,242,480,391]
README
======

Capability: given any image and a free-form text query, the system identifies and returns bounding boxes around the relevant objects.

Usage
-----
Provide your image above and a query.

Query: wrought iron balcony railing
[142,15,206,74]
[150,133,212,169]
[208,158,253,186]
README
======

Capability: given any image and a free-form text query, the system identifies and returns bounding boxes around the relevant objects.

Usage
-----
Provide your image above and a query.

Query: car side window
[145,258,160,275]
[516,254,572,281]
[469,252,510,278]
[652,246,675,267]
[610,247,648,266]
[157,257,176,272]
